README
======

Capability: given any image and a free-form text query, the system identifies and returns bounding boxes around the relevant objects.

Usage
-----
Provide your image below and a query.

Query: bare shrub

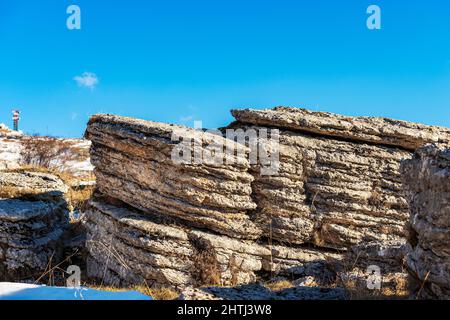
[20,137,88,171]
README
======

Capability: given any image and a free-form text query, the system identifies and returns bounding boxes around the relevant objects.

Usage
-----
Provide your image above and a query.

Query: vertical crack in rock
[227,121,412,250]
[402,145,450,299]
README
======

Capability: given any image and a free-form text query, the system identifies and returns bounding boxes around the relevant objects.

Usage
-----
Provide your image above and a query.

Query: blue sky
[0,0,449,137]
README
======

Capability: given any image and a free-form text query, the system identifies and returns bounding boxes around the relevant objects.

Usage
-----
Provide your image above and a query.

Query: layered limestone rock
[0,171,69,281]
[85,114,260,240]
[232,107,450,151]
[337,241,411,297]
[227,123,412,250]
[0,124,23,139]
[0,139,22,171]
[261,244,344,279]
[402,145,450,299]
[229,107,450,251]
[84,197,269,288]
[85,198,194,287]
[84,109,450,293]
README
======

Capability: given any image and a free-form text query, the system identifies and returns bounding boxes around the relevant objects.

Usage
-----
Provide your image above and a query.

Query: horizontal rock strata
[402,145,450,299]
[0,171,69,281]
[84,109,450,293]
[85,114,260,240]
[232,107,450,151]
[84,197,270,288]
[227,123,412,250]
[262,245,344,279]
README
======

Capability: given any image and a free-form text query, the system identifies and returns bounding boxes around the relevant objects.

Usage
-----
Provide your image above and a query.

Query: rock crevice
[402,145,450,299]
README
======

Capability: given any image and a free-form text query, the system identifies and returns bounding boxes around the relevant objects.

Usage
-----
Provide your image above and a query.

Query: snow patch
[0,283,152,300]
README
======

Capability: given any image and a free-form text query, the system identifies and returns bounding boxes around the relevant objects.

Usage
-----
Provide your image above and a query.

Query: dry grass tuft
[192,249,222,286]
[264,280,294,292]
[91,285,179,300]
[338,269,410,300]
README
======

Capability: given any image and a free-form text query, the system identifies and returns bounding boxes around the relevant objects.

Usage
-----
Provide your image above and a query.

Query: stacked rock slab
[85,197,270,287]
[230,107,450,252]
[84,115,269,287]
[84,109,450,291]
[401,145,450,299]
[85,114,260,239]
[0,171,69,281]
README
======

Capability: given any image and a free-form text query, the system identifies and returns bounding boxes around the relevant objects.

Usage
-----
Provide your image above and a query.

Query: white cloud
[74,72,99,90]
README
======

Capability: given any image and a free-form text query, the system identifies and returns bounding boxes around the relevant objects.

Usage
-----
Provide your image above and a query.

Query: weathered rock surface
[179,284,347,300]
[83,108,450,296]
[85,114,260,240]
[85,197,194,287]
[261,244,343,279]
[0,124,23,139]
[232,107,450,151]
[0,139,22,171]
[337,241,411,297]
[0,171,70,281]
[85,197,270,288]
[227,123,412,250]
[0,124,23,171]
[402,145,450,299]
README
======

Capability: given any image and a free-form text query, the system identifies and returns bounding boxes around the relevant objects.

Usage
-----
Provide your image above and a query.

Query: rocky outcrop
[228,123,412,249]
[0,124,23,171]
[232,107,450,151]
[85,198,195,287]
[0,139,22,171]
[0,124,23,139]
[84,197,269,288]
[83,108,450,294]
[402,145,450,299]
[85,114,259,240]
[0,171,70,281]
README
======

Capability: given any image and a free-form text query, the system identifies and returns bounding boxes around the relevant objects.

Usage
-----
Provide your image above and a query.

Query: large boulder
[228,107,448,249]
[85,114,260,239]
[83,108,450,293]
